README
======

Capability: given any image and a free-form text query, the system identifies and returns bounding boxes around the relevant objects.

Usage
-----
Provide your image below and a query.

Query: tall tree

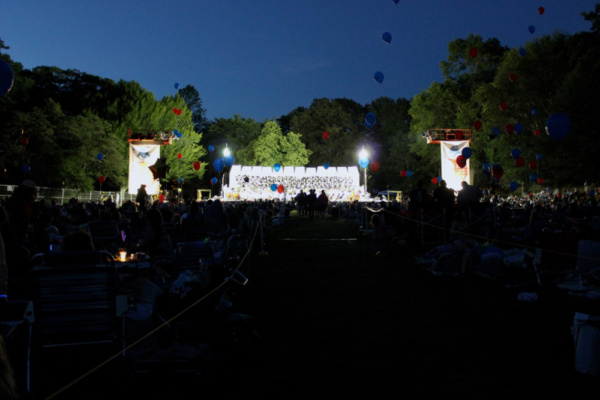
[177,84,207,133]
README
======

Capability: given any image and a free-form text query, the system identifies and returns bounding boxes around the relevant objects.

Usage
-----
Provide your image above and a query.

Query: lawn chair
[87,220,121,253]
[24,253,128,392]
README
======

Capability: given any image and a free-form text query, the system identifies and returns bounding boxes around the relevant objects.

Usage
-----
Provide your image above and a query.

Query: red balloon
[529,160,538,170]
[469,47,478,58]
[505,124,515,134]
[370,161,380,172]
[159,194,166,202]
[538,6,544,15]
[98,176,105,183]
[19,137,29,146]
[431,177,438,184]
[473,120,482,130]
[400,170,407,177]
[193,161,201,171]
[173,108,178,114]
[537,178,544,185]
[177,109,182,116]
[533,129,540,136]
[499,101,508,110]
[456,155,466,168]
[277,184,284,194]
[177,153,182,159]
[455,130,464,140]
[515,156,525,168]
[322,131,329,140]
[492,165,504,179]
[509,73,517,82]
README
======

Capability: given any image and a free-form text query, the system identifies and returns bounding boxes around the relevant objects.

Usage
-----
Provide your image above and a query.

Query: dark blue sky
[2,1,597,122]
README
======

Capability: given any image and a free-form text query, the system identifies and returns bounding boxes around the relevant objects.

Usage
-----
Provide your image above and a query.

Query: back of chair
[29,263,121,348]
[176,240,216,269]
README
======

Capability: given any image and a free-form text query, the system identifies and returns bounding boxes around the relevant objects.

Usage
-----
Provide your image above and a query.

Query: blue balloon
[406,170,413,177]
[208,145,214,152]
[531,108,537,116]
[382,32,392,44]
[483,162,490,171]
[536,154,542,161]
[178,178,183,183]
[461,147,472,159]
[359,158,369,169]
[324,162,329,170]
[273,163,281,172]
[392,0,399,4]
[22,164,30,173]
[528,25,536,34]
[224,155,234,167]
[514,123,523,135]
[519,47,527,56]
[213,158,224,172]
[270,184,277,192]
[529,173,537,182]
[174,82,179,89]
[511,148,521,159]
[0,60,14,98]
[546,113,571,141]
[590,190,596,197]
[97,153,103,161]
[374,71,384,84]
[509,181,519,191]
[365,112,376,125]
[492,127,501,137]
[211,177,218,185]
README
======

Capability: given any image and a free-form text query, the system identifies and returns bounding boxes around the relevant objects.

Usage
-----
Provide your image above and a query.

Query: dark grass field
[16,212,600,399]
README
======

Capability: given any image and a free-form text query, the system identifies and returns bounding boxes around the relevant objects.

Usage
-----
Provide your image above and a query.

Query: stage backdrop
[128,143,161,195]
[440,141,471,192]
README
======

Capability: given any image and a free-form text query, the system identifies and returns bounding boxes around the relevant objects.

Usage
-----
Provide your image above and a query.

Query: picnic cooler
[573,312,600,376]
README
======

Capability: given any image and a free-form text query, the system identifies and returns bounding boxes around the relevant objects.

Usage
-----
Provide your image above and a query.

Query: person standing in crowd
[409,180,430,213]
[295,190,307,219]
[306,189,317,219]
[431,179,456,226]
[316,190,329,218]
[136,184,149,211]
[370,213,386,256]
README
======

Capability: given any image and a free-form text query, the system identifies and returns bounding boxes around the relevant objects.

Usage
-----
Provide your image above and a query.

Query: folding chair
[24,255,128,392]
[87,220,121,252]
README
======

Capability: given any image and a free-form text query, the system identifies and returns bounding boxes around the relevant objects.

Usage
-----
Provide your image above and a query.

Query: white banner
[128,144,161,195]
[440,140,470,192]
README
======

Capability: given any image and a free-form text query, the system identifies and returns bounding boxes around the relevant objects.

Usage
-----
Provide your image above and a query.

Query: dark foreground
[8,213,600,399]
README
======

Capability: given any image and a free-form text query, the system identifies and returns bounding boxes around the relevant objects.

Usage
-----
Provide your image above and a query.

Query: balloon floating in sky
[211,177,218,185]
[456,155,467,168]
[174,82,179,90]
[473,120,482,130]
[19,137,29,146]
[224,155,234,167]
[514,123,524,135]
[531,109,537,115]
[533,129,540,136]
[511,148,521,159]
[97,153,104,161]
[322,131,329,139]
[371,161,381,172]
[0,60,14,98]
[545,112,571,141]
[323,162,329,169]
[528,25,536,34]
[22,164,30,173]
[530,173,537,182]
[359,157,369,169]
[406,170,413,177]
[509,181,519,191]
[374,71,384,84]
[536,153,542,160]
[400,170,407,177]
[505,123,515,134]
[98,176,105,183]
[431,177,438,184]
[382,32,392,44]
[492,164,504,179]
[519,47,527,56]
[177,153,182,159]
[500,101,508,111]
[277,185,284,194]
[213,158,224,172]
[492,127,501,137]
[461,147,472,159]
[469,47,478,58]
[392,0,399,4]
[529,160,538,170]
[208,145,214,152]
[270,183,277,192]
[273,163,281,172]
[509,73,517,82]
[538,7,545,15]
[515,156,525,168]
[365,112,376,126]
[193,161,201,171]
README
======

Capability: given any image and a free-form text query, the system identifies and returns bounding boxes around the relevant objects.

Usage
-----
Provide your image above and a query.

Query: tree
[202,114,262,165]
[237,121,311,166]
[178,84,207,133]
